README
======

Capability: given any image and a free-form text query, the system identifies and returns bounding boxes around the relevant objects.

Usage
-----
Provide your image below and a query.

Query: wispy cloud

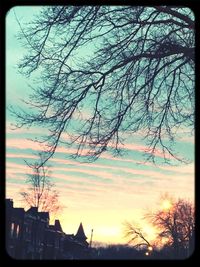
[6,127,42,135]
[6,153,38,159]
[6,138,44,151]
[6,162,29,172]
[157,163,194,175]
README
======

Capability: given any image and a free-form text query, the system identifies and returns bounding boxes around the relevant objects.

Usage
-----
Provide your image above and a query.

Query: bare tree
[147,198,195,255]
[20,155,61,216]
[10,6,195,164]
[124,196,195,257]
[124,221,152,250]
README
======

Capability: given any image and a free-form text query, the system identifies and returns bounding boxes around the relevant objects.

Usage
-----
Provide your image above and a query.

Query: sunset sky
[6,6,194,245]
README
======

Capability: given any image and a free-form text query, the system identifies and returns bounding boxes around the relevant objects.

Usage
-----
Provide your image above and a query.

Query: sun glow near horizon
[142,225,157,243]
[161,199,173,211]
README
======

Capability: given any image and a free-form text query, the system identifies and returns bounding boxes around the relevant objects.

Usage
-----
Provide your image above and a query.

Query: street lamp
[145,245,153,257]
[148,246,153,252]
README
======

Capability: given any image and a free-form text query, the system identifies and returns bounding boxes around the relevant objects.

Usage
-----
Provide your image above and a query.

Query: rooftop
[75,222,87,241]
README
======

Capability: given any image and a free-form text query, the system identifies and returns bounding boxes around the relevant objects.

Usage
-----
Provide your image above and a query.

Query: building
[6,199,25,258]
[23,207,49,259]
[6,199,90,259]
[62,223,90,259]
[43,219,65,259]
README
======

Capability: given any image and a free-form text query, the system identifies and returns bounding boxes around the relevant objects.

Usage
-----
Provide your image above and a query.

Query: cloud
[6,127,42,135]
[6,138,194,216]
[52,166,114,182]
[6,138,90,155]
[157,163,194,175]
[7,129,193,165]
[6,162,29,172]
[179,136,194,144]
[51,155,174,182]
[6,153,38,159]
[6,149,194,193]
[6,138,44,151]
[117,143,168,159]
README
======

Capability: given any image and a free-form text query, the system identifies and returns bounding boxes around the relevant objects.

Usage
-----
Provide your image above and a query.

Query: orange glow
[161,237,170,245]
[143,225,157,242]
[161,199,172,211]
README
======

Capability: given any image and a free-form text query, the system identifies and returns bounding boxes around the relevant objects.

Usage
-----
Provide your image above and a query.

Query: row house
[62,223,90,259]
[6,199,89,259]
[23,206,50,259]
[43,219,65,259]
[6,199,25,258]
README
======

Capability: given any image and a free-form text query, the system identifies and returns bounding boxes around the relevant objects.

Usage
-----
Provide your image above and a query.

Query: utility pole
[89,229,93,248]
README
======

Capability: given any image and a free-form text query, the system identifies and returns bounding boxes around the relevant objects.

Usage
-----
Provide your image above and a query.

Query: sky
[6,6,195,246]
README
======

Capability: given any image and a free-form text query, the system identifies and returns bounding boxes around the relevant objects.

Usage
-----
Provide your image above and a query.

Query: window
[10,223,14,238]
[16,225,20,238]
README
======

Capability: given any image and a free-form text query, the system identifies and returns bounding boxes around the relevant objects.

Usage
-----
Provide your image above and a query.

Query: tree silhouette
[11,6,195,163]
[124,196,195,258]
[148,198,195,256]
[124,221,152,250]
[20,154,61,215]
